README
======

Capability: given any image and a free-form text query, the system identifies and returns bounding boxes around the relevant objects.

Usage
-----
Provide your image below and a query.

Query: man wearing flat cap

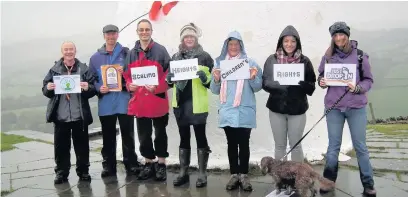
[89,24,140,178]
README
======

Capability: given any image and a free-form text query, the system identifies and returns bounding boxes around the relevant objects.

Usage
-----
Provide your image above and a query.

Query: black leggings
[178,124,208,149]
[224,126,252,174]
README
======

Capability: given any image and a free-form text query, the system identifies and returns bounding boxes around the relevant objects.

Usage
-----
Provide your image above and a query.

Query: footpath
[1,128,408,197]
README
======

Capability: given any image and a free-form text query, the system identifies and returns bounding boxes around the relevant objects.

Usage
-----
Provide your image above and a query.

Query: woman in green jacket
[166,23,214,188]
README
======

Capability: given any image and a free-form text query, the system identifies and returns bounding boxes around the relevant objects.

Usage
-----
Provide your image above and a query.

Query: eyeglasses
[138,28,151,33]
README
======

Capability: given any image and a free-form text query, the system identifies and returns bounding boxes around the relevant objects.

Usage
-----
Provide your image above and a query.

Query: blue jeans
[323,107,374,189]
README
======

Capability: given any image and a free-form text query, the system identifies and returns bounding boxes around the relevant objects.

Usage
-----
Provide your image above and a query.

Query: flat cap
[103,24,119,33]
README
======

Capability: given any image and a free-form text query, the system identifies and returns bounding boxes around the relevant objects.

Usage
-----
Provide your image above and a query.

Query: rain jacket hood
[276,25,302,52]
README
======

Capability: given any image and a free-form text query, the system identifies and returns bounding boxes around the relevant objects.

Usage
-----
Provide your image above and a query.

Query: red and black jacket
[123,39,171,118]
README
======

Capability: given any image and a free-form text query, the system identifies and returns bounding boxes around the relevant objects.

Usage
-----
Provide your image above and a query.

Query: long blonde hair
[324,37,352,60]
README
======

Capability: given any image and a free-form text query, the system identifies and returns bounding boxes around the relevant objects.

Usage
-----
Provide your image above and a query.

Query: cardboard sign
[130,66,158,85]
[273,64,304,85]
[220,58,250,81]
[324,64,356,86]
[101,64,122,91]
[53,75,81,94]
[170,58,199,81]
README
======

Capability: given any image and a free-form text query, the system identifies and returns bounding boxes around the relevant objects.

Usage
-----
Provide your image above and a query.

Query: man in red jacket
[123,19,171,182]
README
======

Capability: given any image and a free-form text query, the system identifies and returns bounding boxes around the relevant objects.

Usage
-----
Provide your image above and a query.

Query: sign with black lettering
[273,64,304,85]
[130,66,158,85]
[170,58,199,81]
[324,64,356,86]
[220,58,250,81]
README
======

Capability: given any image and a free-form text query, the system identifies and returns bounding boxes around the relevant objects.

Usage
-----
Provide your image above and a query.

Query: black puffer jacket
[262,25,317,115]
[42,58,97,125]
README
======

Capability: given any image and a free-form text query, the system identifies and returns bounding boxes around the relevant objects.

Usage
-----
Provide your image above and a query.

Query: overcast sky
[1,1,408,46]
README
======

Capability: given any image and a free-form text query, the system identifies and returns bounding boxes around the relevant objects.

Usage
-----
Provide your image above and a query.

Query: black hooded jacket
[262,25,317,115]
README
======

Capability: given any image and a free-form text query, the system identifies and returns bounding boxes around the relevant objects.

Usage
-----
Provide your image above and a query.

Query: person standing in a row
[210,31,263,192]
[42,41,96,184]
[262,25,316,162]
[166,23,214,188]
[89,24,140,178]
[318,21,376,196]
[123,19,171,182]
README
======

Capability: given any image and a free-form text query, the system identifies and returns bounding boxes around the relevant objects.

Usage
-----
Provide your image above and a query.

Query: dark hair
[137,19,153,29]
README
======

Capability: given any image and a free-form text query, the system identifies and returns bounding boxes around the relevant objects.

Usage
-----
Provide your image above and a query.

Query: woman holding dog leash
[318,21,376,196]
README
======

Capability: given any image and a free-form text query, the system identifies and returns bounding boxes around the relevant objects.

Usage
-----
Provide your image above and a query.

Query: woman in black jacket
[262,25,316,162]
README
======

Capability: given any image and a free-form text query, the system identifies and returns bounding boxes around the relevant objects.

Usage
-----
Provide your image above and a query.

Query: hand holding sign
[47,82,55,91]
[212,69,221,83]
[117,67,123,74]
[319,78,327,87]
[100,86,109,94]
[250,67,258,80]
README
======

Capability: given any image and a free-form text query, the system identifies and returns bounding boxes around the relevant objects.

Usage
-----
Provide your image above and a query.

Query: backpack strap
[357,49,364,80]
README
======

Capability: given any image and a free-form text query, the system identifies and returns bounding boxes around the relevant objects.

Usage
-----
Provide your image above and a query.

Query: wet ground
[2,130,408,197]
[1,131,408,197]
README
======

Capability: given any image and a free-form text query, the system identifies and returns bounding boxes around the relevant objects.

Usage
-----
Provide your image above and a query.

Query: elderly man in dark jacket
[42,41,97,184]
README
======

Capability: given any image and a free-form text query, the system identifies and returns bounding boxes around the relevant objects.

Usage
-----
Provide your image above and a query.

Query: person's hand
[197,70,207,83]
[145,85,157,93]
[128,84,138,92]
[117,67,123,74]
[47,82,55,90]
[100,86,109,94]
[250,67,258,80]
[212,69,221,83]
[166,72,174,84]
[347,82,361,93]
[80,82,89,91]
[319,77,327,87]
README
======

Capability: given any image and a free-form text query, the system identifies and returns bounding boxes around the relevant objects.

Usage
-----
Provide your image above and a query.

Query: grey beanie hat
[180,23,202,41]
[329,21,350,37]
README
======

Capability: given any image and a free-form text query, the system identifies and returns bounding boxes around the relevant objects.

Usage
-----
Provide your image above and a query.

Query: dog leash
[280,89,349,161]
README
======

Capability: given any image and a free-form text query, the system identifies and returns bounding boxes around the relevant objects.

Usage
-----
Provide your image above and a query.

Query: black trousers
[100,114,138,170]
[178,124,208,149]
[54,120,89,177]
[224,127,252,174]
[136,114,169,159]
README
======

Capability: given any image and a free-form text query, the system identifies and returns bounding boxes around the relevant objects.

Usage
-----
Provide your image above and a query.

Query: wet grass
[367,124,408,136]
[1,132,53,152]
[1,132,33,151]
[1,190,13,196]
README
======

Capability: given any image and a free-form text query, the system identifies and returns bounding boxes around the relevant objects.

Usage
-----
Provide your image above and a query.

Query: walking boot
[173,148,191,186]
[138,162,155,180]
[196,147,211,188]
[155,162,167,181]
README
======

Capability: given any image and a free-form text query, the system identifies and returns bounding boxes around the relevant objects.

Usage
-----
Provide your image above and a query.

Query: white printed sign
[170,58,199,81]
[273,63,304,85]
[130,66,158,85]
[53,75,81,94]
[220,58,250,81]
[324,64,356,86]
[266,189,296,197]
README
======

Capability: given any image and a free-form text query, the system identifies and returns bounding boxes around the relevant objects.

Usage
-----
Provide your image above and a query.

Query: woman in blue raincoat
[210,31,263,192]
